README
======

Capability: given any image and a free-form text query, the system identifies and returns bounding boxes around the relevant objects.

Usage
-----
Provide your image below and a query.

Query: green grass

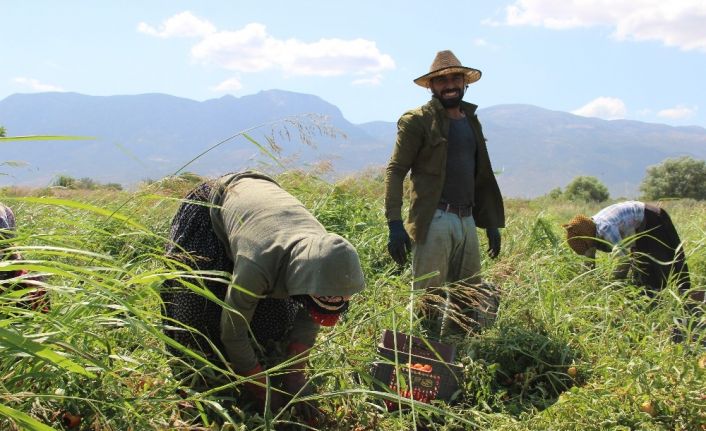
[1,176,704,430]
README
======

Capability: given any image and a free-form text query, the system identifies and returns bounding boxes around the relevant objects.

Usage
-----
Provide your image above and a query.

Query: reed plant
[1,129,704,430]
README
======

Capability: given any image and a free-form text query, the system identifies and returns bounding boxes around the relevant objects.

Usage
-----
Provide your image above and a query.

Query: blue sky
[2,0,705,127]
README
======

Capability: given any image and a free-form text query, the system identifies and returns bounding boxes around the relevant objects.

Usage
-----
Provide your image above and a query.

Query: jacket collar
[428,97,478,116]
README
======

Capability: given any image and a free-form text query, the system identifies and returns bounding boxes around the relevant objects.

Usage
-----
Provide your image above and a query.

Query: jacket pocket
[415,135,445,175]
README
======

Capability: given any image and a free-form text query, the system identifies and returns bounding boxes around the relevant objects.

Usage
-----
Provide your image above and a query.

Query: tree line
[548,156,706,202]
[46,156,706,200]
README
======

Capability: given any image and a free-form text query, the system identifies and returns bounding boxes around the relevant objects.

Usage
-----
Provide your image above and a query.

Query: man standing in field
[384,50,505,337]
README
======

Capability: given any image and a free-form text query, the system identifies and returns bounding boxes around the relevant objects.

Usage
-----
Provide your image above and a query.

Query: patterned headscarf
[562,214,597,255]
[0,203,17,239]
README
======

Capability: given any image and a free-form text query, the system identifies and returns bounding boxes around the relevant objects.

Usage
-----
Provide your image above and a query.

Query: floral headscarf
[0,203,16,239]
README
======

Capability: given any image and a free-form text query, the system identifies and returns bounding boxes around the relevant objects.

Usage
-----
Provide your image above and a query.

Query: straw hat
[562,215,597,255]
[414,50,482,88]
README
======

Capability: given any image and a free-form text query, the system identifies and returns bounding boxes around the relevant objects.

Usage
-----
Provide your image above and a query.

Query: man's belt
[437,203,473,217]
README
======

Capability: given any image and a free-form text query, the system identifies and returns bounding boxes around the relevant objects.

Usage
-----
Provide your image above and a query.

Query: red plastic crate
[370,331,463,409]
[379,329,456,362]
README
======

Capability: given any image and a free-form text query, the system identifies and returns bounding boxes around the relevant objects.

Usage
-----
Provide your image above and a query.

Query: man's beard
[433,87,465,108]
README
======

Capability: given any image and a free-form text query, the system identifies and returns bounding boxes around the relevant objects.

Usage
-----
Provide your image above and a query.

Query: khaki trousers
[412,209,482,290]
[412,209,490,335]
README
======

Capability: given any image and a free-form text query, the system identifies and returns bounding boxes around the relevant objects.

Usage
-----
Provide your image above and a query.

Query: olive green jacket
[384,98,505,243]
[209,171,365,372]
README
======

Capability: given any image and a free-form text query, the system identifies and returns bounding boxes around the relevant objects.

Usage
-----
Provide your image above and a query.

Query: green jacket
[384,98,505,243]
[209,171,366,372]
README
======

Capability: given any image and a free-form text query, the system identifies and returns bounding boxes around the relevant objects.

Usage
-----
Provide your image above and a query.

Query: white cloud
[472,37,500,50]
[142,13,395,77]
[13,77,64,92]
[352,74,383,86]
[137,11,216,38]
[191,23,286,73]
[211,77,243,92]
[278,38,395,77]
[495,0,706,52]
[657,105,697,119]
[572,96,627,120]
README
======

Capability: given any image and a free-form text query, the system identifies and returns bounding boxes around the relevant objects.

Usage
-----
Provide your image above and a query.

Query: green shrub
[640,156,706,200]
[52,174,77,188]
[564,176,610,202]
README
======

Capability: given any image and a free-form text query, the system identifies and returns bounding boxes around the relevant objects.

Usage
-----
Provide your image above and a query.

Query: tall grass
[1,161,704,429]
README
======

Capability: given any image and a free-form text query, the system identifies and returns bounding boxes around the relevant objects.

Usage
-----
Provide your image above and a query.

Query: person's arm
[287,306,320,350]
[282,307,323,423]
[604,225,631,259]
[384,113,423,223]
[582,246,597,270]
[596,226,633,279]
[611,256,631,279]
[220,264,288,411]
[220,259,268,373]
[486,228,501,259]
[384,114,422,265]
[470,115,505,231]
[282,306,319,392]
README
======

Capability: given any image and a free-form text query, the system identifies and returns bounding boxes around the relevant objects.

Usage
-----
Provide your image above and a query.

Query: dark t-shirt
[441,117,476,207]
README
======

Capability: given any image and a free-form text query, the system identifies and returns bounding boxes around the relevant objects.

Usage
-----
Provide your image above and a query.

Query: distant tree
[76,177,98,190]
[0,125,6,137]
[640,156,706,200]
[50,175,125,190]
[52,175,76,188]
[547,187,563,200]
[102,183,123,191]
[178,171,203,183]
[564,176,610,202]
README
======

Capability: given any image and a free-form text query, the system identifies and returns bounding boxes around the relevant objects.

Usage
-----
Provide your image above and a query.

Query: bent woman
[161,171,365,418]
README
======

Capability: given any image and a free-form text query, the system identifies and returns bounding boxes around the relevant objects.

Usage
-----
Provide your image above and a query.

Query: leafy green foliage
[0,175,704,430]
[0,126,6,137]
[640,156,706,200]
[52,174,76,188]
[563,176,610,202]
[547,187,563,200]
[50,175,124,191]
[138,171,205,197]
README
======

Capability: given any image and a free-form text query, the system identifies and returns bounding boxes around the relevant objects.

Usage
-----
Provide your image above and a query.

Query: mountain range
[1,90,705,198]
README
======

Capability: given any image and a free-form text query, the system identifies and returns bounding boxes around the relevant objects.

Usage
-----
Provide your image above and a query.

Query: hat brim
[414,66,482,88]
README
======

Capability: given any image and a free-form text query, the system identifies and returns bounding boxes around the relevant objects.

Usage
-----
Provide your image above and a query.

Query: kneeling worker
[162,171,366,420]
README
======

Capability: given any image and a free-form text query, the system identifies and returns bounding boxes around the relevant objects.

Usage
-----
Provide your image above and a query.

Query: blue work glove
[387,220,412,266]
[486,228,501,259]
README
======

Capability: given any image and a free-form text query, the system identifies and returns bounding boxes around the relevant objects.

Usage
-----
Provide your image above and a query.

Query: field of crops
[1,172,704,430]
